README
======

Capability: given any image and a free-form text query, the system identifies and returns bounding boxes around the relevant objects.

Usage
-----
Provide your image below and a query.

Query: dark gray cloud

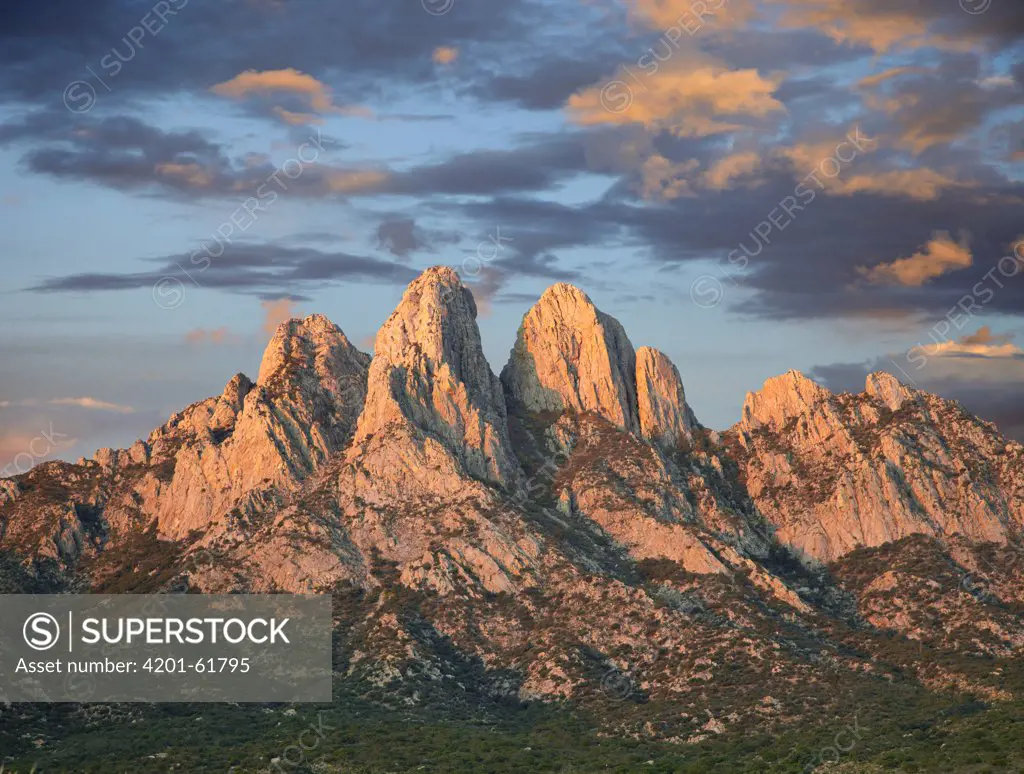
[704,28,871,70]
[0,109,357,199]
[372,216,461,259]
[0,0,540,109]
[860,53,1022,154]
[28,243,418,297]
[0,111,593,201]
[588,135,1024,321]
[454,195,622,281]
[376,218,422,259]
[381,132,590,196]
[480,58,615,111]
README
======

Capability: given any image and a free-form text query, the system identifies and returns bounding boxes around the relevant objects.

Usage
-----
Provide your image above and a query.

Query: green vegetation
[3,691,1024,773]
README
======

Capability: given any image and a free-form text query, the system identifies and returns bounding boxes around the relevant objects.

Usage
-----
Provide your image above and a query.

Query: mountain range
[3,266,1024,767]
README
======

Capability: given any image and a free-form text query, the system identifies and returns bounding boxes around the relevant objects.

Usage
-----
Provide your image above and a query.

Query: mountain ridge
[3,265,1024,745]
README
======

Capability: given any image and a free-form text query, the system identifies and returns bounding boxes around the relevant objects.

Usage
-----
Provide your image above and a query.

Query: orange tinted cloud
[833,168,966,201]
[930,327,1023,359]
[432,46,459,65]
[325,169,388,193]
[774,0,939,52]
[211,68,372,122]
[857,66,931,89]
[213,68,335,109]
[48,397,135,413]
[155,162,215,188]
[568,66,784,137]
[624,0,756,32]
[702,151,763,190]
[261,298,298,335]
[184,327,239,345]
[638,154,698,199]
[860,232,972,286]
[272,107,323,125]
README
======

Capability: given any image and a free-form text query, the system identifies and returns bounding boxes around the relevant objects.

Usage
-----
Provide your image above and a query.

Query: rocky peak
[864,371,915,411]
[635,347,698,448]
[501,283,640,433]
[113,314,373,540]
[220,373,254,411]
[353,266,519,486]
[257,313,368,395]
[740,370,835,431]
[730,368,1024,561]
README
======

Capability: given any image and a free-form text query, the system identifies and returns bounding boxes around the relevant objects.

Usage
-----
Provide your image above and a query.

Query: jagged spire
[501,283,640,433]
[353,266,519,486]
[636,346,698,447]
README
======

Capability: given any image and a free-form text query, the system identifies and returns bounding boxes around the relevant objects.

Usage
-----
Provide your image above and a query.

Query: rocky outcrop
[353,266,519,487]
[729,371,1024,561]
[636,346,698,448]
[864,370,915,411]
[80,315,372,540]
[501,284,640,433]
[501,291,765,577]
[740,370,840,437]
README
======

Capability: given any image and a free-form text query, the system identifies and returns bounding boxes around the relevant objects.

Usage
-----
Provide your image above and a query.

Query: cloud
[859,232,973,286]
[272,107,323,126]
[0,0,542,112]
[463,266,506,317]
[477,57,618,111]
[1,397,134,413]
[28,243,419,298]
[770,0,1024,54]
[0,398,163,473]
[621,133,963,203]
[325,169,389,193]
[702,151,763,190]
[623,0,1024,55]
[47,397,135,413]
[379,133,590,196]
[775,0,935,52]
[184,327,239,346]
[527,157,1024,323]
[211,68,372,123]
[858,54,1022,154]
[1,112,598,202]
[376,218,422,259]
[261,298,298,335]
[154,162,216,188]
[432,47,458,65]
[567,65,785,137]
[624,0,756,33]
[638,154,698,199]
[212,68,335,109]
[928,326,1023,359]
[832,168,967,201]
[857,66,932,89]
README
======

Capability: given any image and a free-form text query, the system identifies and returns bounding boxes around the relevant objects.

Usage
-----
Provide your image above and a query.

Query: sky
[1,0,1023,471]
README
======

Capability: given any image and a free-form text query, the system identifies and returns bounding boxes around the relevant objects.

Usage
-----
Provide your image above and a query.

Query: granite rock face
[354,266,519,488]
[145,314,371,538]
[729,370,1024,561]
[501,284,641,434]
[636,346,699,448]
